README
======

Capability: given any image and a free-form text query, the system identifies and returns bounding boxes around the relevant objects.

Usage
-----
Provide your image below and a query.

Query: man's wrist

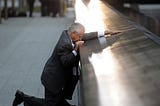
[74,47,78,51]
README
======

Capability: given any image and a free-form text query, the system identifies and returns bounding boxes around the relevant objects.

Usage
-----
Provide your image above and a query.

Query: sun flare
[75,0,107,33]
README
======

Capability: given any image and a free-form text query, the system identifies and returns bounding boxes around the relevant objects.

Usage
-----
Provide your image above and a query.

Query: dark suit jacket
[41,30,99,94]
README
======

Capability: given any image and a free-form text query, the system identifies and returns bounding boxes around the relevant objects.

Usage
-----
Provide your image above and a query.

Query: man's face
[71,30,85,43]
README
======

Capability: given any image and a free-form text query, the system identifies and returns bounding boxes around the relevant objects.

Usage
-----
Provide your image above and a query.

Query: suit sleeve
[82,32,98,41]
[82,31,105,41]
[57,44,79,68]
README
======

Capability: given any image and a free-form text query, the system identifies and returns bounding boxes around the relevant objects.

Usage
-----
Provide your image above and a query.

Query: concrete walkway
[0,9,77,106]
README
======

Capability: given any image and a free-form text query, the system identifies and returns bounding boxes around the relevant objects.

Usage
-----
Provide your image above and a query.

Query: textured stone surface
[78,1,160,106]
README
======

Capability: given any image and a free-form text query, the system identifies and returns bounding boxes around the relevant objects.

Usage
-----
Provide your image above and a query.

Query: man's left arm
[82,31,104,41]
[82,30,122,41]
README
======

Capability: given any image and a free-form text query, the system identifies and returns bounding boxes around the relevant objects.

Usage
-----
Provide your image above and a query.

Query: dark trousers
[63,75,79,100]
[23,88,68,106]
[23,75,79,106]
[27,0,35,17]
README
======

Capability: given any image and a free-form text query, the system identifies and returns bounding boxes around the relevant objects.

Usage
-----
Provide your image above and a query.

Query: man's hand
[74,41,84,51]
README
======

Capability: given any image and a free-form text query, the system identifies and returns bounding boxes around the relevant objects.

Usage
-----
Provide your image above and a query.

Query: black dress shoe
[12,90,24,106]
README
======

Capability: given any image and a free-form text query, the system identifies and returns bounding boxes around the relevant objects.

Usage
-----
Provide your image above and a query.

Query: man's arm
[57,44,78,68]
[82,32,99,41]
[82,30,122,40]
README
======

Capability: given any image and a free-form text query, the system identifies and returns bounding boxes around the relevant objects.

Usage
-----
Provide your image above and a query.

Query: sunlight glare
[89,47,118,76]
[89,47,128,106]
[75,0,106,33]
